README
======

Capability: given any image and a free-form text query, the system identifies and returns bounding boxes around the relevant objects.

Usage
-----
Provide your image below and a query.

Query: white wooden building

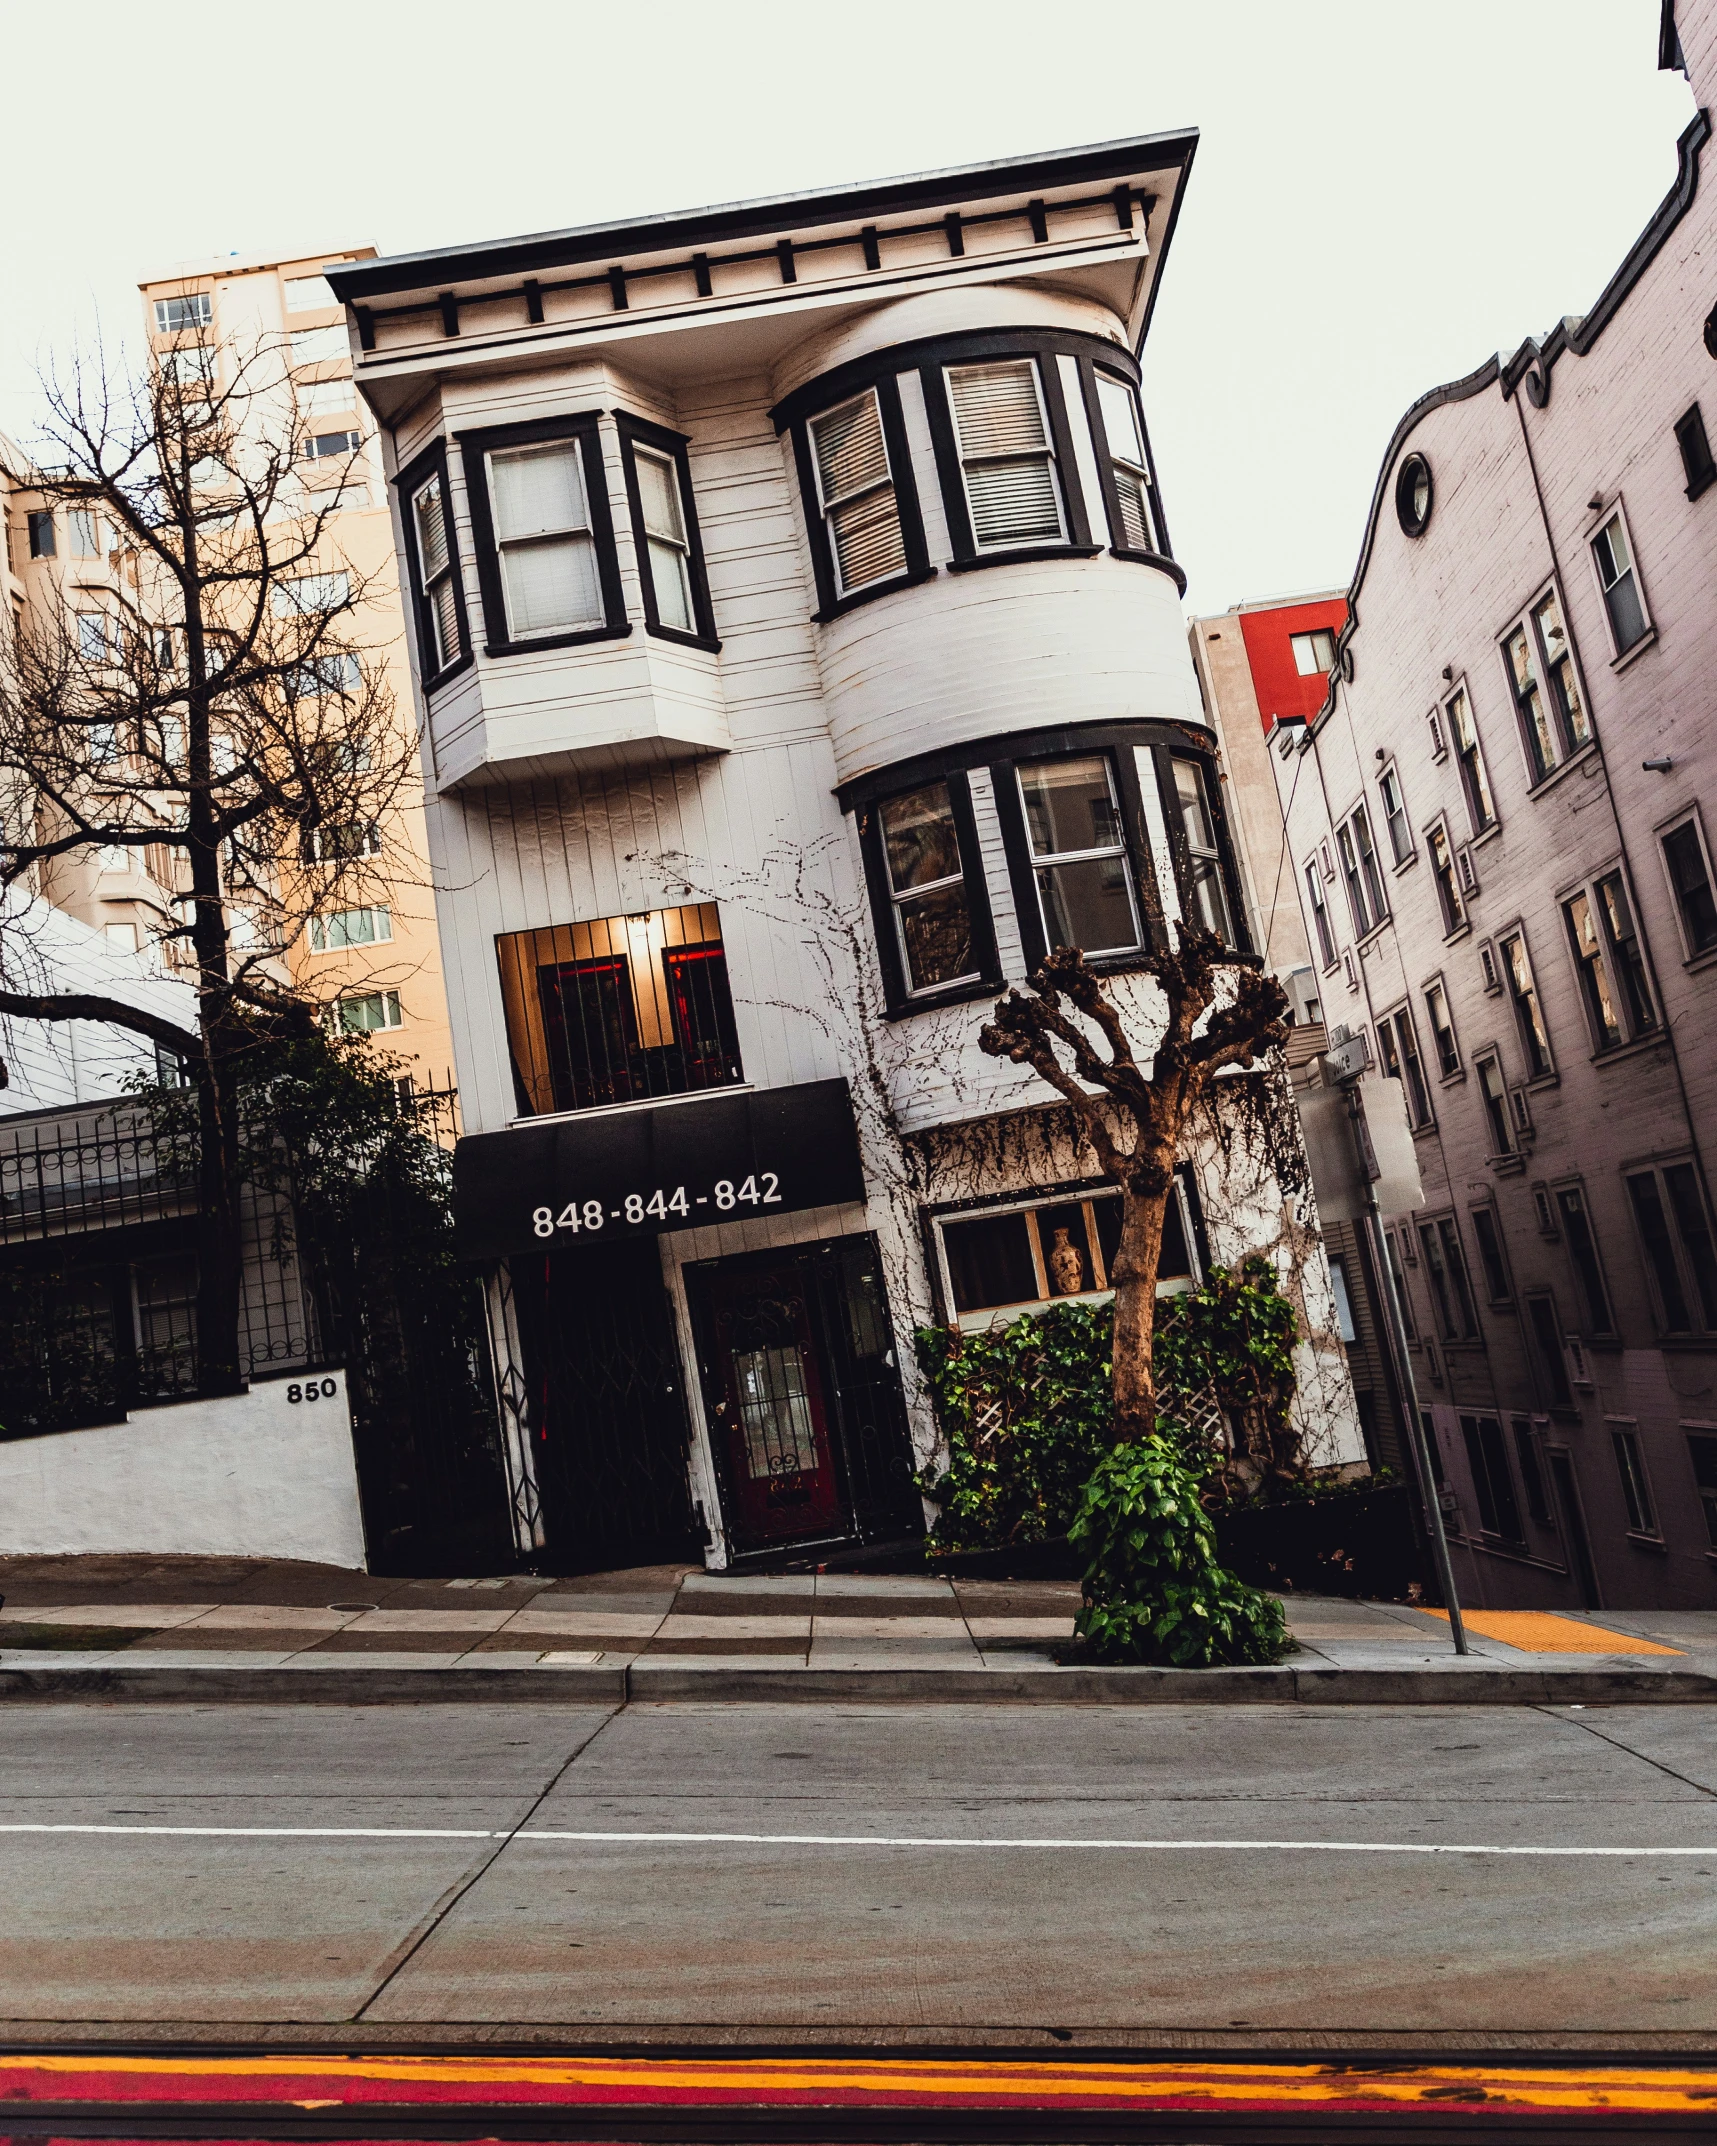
[329,140,1364,1569]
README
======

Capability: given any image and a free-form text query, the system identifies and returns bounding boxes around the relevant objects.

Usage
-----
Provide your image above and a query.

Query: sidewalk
[0,1554,1711,1702]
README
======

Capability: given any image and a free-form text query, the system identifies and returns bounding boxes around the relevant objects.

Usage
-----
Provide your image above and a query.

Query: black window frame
[1552,1180,1616,1338]
[1078,358,1176,569]
[26,509,55,559]
[774,370,932,624]
[393,438,474,694]
[1461,1411,1525,1542]
[855,771,1001,1019]
[457,413,629,659]
[923,346,1094,572]
[1658,808,1717,961]
[1611,1423,1660,1538]
[1159,749,1247,951]
[612,412,720,652]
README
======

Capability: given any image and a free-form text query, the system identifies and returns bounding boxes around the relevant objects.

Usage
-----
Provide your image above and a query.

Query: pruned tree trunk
[979,936,1288,1449]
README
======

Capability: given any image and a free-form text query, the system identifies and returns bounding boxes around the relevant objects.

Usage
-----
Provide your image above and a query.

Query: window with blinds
[946,359,1065,550]
[1095,372,1153,551]
[486,442,602,640]
[808,389,907,595]
[633,445,695,633]
[411,476,461,673]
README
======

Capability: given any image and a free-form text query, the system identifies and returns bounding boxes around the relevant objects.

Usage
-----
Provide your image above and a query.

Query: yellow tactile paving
[1423,1608,1683,1654]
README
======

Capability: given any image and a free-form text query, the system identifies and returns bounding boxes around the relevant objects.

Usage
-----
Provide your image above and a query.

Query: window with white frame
[1659,813,1717,959]
[1444,685,1496,834]
[76,612,111,662]
[305,819,381,864]
[410,468,462,675]
[158,346,215,390]
[630,444,696,634]
[1018,753,1140,956]
[486,441,603,640]
[333,990,402,1034]
[300,429,363,463]
[308,905,392,953]
[1376,1004,1432,1129]
[1563,871,1656,1050]
[1167,758,1233,943]
[1424,979,1460,1077]
[1378,762,1412,864]
[1305,858,1337,968]
[1592,511,1649,655]
[945,358,1065,551]
[1094,371,1154,551]
[1290,627,1337,677]
[1336,803,1387,938]
[69,509,101,559]
[876,782,978,996]
[1498,929,1552,1078]
[1503,590,1590,784]
[808,389,907,596]
[937,1177,1199,1330]
[273,570,350,616]
[1625,1161,1717,1336]
[299,381,357,419]
[153,292,211,334]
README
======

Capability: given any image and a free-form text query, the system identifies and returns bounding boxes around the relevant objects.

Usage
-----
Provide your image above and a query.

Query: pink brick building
[1272,0,1717,1609]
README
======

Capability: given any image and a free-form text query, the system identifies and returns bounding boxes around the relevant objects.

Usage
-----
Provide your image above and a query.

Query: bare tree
[0,323,418,1392]
[979,932,1288,1446]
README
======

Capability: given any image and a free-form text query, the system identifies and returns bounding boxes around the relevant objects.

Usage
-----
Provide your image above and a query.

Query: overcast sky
[0,1,1693,616]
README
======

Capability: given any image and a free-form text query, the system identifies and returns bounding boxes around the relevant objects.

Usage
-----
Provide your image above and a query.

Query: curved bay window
[498,902,742,1118]
[878,783,979,996]
[1018,753,1141,957]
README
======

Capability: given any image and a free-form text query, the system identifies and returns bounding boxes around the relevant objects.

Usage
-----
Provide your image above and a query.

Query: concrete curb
[1,1660,1713,1704]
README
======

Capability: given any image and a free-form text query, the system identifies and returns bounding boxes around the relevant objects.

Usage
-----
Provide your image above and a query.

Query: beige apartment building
[136,247,455,1086]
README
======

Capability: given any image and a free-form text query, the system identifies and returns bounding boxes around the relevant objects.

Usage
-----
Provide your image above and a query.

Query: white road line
[0,1822,1710,1857]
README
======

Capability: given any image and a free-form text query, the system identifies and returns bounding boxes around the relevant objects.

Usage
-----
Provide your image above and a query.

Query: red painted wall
[1237,596,1349,733]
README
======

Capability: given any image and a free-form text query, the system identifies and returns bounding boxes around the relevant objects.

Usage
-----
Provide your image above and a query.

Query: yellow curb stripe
[1420,1607,1683,1655]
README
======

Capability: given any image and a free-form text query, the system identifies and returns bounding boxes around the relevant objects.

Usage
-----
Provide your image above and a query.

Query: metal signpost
[1301,1031,1469,1656]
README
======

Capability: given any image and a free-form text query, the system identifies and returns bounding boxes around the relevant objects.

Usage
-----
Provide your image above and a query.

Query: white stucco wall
[0,1370,367,1566]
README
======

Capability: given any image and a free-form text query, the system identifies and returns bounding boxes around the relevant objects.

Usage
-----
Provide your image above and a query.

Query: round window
[1395,452,1432,537]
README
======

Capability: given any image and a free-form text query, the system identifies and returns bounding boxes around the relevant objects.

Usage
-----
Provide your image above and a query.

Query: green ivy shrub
[914,1300,1114,1551]
[1069,1441,1290,1667]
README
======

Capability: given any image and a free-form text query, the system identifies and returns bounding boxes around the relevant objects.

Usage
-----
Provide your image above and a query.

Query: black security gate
[511,1237,702,1571]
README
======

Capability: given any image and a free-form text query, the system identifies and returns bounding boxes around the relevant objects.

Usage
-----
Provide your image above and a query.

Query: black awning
[453,1077,867,1261]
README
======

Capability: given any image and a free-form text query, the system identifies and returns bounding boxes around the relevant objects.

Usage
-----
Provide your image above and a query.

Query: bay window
[809,388,908,596]
[877,782,979,997]
[1019,753,1141,956]
[945,358,1066,552]
[1093,369,1156,553]
[1168,758,1235,943]
[398,446,468,684]
[460,415,625,655]
[616,416,718,648]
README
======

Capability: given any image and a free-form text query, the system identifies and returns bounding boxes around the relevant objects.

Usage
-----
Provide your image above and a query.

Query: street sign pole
[1339,1081,1470,1657]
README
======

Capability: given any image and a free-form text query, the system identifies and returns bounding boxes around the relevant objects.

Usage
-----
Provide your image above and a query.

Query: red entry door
[699,1260,846,1548]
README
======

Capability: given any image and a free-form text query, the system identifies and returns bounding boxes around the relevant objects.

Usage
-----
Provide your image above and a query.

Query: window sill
[1624,1530,1668,1553]
[1390,851,1419,877]
[1525,740,1600,801]
[1105,545,1189,594]
[946,544,1104,575]
[881,976,1003,1022]
[483,621,633,659]
[1442,921,1473,946]
[813,565,937,623]
[424,650,477,696]
[1523,1070,1561,1091]
[1487,1153,1528,1177]
[1437,1068,1467,1087]
[644,620,722,654]
[1356,921,1392,956]
[1588,1032,1669,1071]
[1610,625,1658,674]
[1683,942,1717,974]
[1470,823,1504,851]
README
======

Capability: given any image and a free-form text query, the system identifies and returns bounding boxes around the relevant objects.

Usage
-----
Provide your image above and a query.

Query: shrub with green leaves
[914,1300,1113,1550]
[1068,1440,1290,1667]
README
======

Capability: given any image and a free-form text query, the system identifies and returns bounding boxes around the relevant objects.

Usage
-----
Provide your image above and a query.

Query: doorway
[1548,1448,1601,1607]
[686,1234,919,1558]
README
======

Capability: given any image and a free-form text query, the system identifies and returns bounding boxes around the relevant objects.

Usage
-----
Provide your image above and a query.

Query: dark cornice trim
[1501,109,1710,409]
[327,133,1198,300]
[1311,106,1711,738]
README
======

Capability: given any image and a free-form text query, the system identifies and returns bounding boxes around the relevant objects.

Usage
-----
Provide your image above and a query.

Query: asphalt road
[0,1700,1713,2038]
